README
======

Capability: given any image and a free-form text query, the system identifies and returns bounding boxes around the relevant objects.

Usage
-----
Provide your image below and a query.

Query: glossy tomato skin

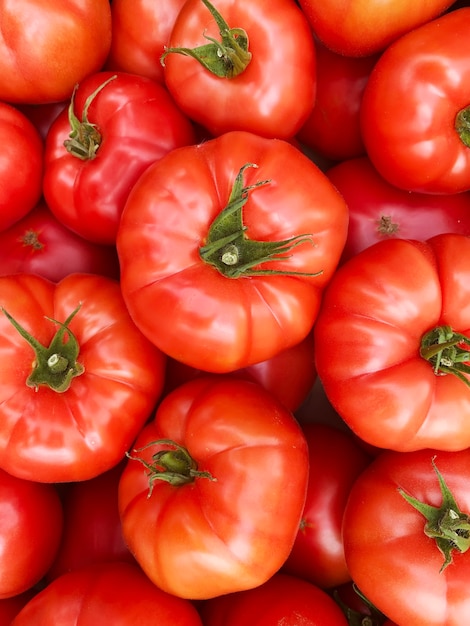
[361,8,470,194]
[0,468,63,599]
[0,1,112,104]
[0,201,120,282]
[43,71,196,244]
[119,376,309,600]
[343,448,470,626]
[106,0,187,83]
[198,572,349,626]
[117,130,348,373]
[11,561,204,626]
[282,423,371,588]
[0,102,43,231]
[314,233,470,452]
[0,273,166,483]
[297,43,378,162]
[162,0,316,139]
[298,0,453,56]
[326,157,470,263]
[46,462,134,581]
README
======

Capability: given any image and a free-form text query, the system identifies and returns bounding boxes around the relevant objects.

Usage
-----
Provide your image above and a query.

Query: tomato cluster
[1,1,470,625]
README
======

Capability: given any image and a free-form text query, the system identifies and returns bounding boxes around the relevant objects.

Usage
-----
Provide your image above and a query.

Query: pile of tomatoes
[1,1,470,624]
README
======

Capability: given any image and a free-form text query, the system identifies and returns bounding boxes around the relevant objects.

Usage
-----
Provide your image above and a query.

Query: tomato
[118,376,309,599]
[0,272,165,483]
[282,423,371,589]
[343,448,470,625]
[297,42,378,162]
[117,130,348,373]
[198,572,349,626]
[297,0,453,57]
[0,468,63,599]
[161,0,316,139]
[11,561,204,626]
[163,329,316,412]
[106,0,187,83]
[46,462,134,581]
[43,71,196,245]
[0,0,112,104]
[326,157,470,263]
[0,102,43,231]
[314,233,470,452]
[0,201,120,282]
[361,8,470,194]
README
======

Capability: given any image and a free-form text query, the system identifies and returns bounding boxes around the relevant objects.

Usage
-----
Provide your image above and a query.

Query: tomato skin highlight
[119,376,309,600]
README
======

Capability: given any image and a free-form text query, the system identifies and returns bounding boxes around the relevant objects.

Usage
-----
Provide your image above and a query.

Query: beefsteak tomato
[118,376,309,599]
[117,130,348,373]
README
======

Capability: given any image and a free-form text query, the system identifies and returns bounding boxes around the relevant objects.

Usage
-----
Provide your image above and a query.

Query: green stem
[420,325,470,389]
[63,74,117,160]
[161,0,252,78]
[126,439,216,497]
[399,457,470,572]
[199,163,321,278]
[2,305,85,393]
[455,106,470,148]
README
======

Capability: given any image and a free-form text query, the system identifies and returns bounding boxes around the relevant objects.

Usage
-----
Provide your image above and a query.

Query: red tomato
[106,0,187,83]
[0,1,112,104]
[162,0,316,139]
[164,330,316,412]
[43,71,196,244]
[326,157,470,263]
[343,449,470,625]
[198,572,349,626]
[297,42,378,162]
[117,130,348,373]
[0,102,43,231]
[0,468,63,599]
[118,376,309,599]
[11,561,204,626]
[282,423,371,588]
[46,462,134,581]
[0,273,165,483]
[297,0,453,56]
[314,233,470,452]
[361,8,470,194]
[0,201,120,282]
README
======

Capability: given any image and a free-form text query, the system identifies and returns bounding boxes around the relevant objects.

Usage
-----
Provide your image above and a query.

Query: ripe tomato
[0,201,120,282]
[198,572,349,626]
[361,8,470,194]
[343,449,470,625]
[282,423,371,588]
[106,0,187,83]
[0,468,63,599]
[117,130,348,373]
[314,233,470,452]
[43,71,196,245]
[297,0,453,56]
[118,376,309,599]
[162,0,316,139]
[326,157,470,263]
[0,0,112,104]
[0,102,43,231]
[0,273,166,483]
[11,562,204,626]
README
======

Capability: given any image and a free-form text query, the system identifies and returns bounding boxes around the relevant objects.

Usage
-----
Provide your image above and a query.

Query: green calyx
[2,305,84,393]
[161,0,251,78]
[455,106,470,148]
[126,439,216,497]
[399,457,470,572]
[64,74,117,160]
[199,163,320,279]
[420,325,470,389]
